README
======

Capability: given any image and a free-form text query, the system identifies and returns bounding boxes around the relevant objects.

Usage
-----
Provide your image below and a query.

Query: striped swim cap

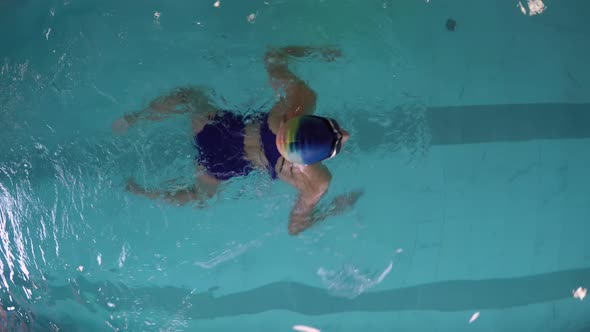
[276,115,344,165]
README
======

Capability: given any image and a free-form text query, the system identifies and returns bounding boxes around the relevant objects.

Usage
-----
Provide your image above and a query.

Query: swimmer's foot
[125,178,145,195]
[112,112,144,134]
[317,47,342,62]
[125,178,162,200]
[112,117,130,134]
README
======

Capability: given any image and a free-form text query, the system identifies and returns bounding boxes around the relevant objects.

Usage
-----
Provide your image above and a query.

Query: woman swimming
[112,46,361,235]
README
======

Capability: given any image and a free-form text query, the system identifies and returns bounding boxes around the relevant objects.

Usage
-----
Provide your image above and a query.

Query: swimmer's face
[339,126,350,144]
[324,118,350,159]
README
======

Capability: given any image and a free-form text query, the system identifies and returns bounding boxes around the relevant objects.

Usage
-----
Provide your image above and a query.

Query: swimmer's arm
[289,190,329,236]
[286,164,332,235]
[289,189,365,236]
[282,163,363,235]
[264,46,341,126]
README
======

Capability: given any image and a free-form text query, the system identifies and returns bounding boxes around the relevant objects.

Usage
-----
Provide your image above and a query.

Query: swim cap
[276,115,343,165]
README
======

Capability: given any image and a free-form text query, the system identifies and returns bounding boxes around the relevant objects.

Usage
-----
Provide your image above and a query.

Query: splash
[118,244,129,269]
[317,261,393,298]
[153,11,161,28]
[293,325,320,332]
[194,240,260,269]
[367,98,431,159]
[518,0,547,16]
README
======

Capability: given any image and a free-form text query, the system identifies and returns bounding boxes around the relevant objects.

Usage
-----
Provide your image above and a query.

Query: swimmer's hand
[324,190,363,217]
[288,190,362,236]
[310,190,363,224]
[268,46,342,63]
[318,47,342,62]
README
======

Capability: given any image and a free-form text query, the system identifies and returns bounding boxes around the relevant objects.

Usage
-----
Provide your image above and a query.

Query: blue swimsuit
[194,111,281,180]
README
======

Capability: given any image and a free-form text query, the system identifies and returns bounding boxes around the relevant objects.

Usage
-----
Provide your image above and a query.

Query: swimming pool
[1,0,589,330]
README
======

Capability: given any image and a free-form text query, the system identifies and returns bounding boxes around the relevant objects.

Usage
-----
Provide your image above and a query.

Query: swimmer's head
[276,115,349,165]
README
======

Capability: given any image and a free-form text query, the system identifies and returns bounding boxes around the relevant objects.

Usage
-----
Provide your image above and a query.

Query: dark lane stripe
[41,266,590,318]
[355,103,590,150]
[428,103,590,145]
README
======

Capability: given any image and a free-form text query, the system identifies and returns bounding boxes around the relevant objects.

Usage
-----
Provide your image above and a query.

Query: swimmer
[112,46,362,235]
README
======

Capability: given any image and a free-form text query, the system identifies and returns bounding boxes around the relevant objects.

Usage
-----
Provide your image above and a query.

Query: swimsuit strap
[259,113,281,179]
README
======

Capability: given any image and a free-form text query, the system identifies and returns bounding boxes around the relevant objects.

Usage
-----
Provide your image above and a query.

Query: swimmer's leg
[113,87,217,132]
[126,167,220,206]
[148,87,216,116]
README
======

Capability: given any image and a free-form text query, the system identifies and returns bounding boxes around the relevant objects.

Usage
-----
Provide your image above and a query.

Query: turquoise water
[1,0,589,330]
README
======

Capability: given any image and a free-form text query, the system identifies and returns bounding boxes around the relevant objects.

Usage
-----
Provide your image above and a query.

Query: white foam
[573,287,587,301]
[293,325,320,332]
[194,240,260,269]
[317,260,393,298]
[118,243,129,268]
